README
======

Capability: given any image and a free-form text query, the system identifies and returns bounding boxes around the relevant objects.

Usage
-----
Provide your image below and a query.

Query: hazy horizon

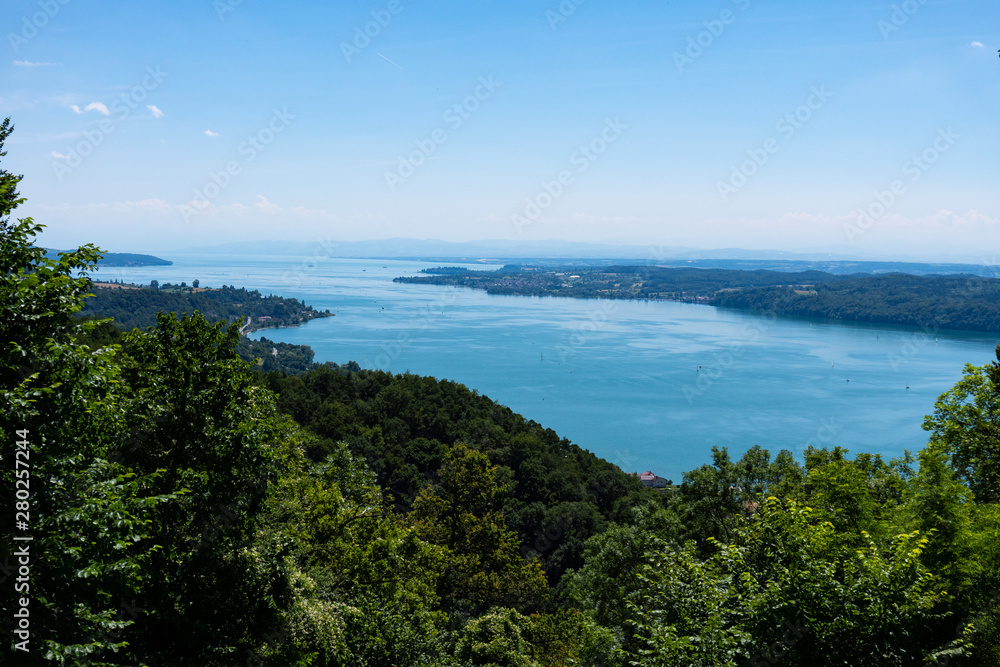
[46,236,1000,266]
[3,0,997,259]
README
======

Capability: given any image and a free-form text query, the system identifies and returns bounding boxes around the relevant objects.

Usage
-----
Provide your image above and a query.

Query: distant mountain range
[180,238,674,260]
[181,238,899,261]
[177,238,1000,277]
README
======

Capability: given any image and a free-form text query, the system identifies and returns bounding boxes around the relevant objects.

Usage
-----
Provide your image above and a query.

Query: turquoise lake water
[95,253,1000,483]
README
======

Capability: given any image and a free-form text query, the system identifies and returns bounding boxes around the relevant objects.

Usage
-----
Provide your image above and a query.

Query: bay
[94,252,1000,483]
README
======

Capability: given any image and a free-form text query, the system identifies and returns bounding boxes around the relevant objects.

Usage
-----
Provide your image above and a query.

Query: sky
[1,0,998,259]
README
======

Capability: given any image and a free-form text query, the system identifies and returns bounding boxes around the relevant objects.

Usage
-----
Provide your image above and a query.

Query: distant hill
[80,283,331,333]
[397,265,1000,334]
[178,239,999,276]
[46,249,172,267]
[77,282,333,375]
[179,238,676,260]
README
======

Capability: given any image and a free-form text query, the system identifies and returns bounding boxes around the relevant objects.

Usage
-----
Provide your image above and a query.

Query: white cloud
[253,195,281,213]
[50,151,70,159]
[13,60,58,67]
[71,101,110,115]
[204,129,219,137]
[147,104,164,119]
[971,41,984,48]
[85,101,110,115]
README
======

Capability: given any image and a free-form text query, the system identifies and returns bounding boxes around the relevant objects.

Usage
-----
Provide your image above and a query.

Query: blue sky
[2,0,997,259]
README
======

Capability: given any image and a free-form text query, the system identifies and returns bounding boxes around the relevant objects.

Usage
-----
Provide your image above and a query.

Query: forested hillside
[78,283,333,375]
[4,120,1000,665]
[259,366,655,585]
[396,265,845,301]
[80,282,332,332]
[397,265,1000,334]
[44,250,172,267]
[711,273,1000,332]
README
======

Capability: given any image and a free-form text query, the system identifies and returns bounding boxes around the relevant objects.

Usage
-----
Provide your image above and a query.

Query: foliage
[629,498,957,666]
[562,508,678,663]
[923,350,1000,503]
[260,366,657,585]
[411,443,549,614]
[0,116,21,232]
[0,213,180,663]
[671,445,805,547]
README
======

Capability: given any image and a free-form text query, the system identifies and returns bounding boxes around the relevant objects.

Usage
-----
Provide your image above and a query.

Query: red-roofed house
[634,471,668,488]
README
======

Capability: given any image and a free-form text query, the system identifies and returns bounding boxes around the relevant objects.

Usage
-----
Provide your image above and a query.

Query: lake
[94,252,1000,483]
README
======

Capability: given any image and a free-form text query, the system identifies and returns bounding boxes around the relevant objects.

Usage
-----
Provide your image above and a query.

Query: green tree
[562,507,678,664]
[410,443,549,613]
[628,498,960,666]
[672,445,804,547]
[257,436,453,665]
[902,444,976,592]
[0,193,178,662]
[455,607,537,667]
[0,112,312,663]
[110,312,294,665]
[0,116,21,232]
[923,349,1000,503]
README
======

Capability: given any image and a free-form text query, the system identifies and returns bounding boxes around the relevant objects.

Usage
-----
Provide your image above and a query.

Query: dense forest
[398,265,1000,333]
[77,283,332,375]
[396,264,843,301]
[80,282,333,332]
[258,366,655,587]
[711,273,1000,332]
[4,120,1000,665]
